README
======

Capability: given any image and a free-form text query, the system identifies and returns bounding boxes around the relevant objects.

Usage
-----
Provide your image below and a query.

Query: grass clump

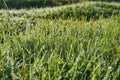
[0,13,120,79]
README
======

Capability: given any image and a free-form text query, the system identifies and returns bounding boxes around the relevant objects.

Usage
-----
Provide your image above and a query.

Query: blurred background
[0,0,120,9]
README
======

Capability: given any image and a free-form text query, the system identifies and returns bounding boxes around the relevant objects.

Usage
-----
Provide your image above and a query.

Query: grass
[1,1,120,20]
[0,1,120,80]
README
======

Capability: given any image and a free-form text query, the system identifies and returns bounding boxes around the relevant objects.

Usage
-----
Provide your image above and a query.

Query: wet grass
[0,1,120,80]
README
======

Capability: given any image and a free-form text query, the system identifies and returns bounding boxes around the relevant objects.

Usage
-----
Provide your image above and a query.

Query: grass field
[0,1,120,80]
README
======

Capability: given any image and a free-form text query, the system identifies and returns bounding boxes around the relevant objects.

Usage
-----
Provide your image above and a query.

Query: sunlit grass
[0,1,120,80]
